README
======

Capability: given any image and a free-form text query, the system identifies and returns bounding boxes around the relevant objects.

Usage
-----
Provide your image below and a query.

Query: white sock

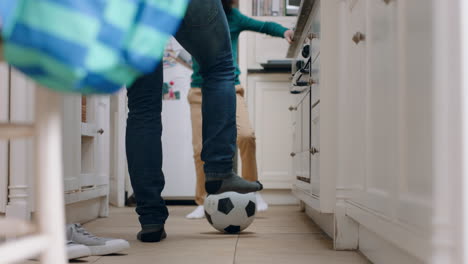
[256,192,269,212]
[186,205,205,219]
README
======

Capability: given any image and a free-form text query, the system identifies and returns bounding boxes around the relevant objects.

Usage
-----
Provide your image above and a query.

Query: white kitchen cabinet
[247,74,294,189]
[288,0,462,262]
[0,69,110,221]
[289,0,337,214]
[339,0,432,262]
[64,95,110,216]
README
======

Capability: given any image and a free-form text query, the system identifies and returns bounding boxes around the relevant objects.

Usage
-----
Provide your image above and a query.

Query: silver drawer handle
[352,32,366,44]
[289,106,298,111]
[308,33,318,40]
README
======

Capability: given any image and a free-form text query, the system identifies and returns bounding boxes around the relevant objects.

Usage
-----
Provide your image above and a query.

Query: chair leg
[35,87,67,264]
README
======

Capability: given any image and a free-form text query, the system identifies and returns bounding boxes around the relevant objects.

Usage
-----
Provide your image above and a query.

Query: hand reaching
[284,29,294,44]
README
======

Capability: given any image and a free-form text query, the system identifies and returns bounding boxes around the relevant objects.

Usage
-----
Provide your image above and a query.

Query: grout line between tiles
[233,235,240,264]
[91,256,103,263]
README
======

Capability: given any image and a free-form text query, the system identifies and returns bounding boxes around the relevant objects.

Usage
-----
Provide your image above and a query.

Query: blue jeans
[126,0,236,226]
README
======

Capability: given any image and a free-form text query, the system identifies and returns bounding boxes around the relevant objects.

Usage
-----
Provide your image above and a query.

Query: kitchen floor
[32,205,371,264]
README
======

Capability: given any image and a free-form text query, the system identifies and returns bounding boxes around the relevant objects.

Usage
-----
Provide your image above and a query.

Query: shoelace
[73,224,100,240]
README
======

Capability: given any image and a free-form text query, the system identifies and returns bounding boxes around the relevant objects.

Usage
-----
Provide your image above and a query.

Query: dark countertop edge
[247,69,291,74]
[286,0,317,58]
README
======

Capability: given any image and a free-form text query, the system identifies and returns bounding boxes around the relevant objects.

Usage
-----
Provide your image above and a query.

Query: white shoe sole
[88,240,130,256]
[68,244,91,260]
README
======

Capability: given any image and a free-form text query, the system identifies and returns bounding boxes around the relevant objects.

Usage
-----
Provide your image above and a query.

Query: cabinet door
[0,64,8,212]
[62,95,81,193]
[94,96,110,188]
[248,75,294,189]
[9,69,35,213]
[355,0,398,215]
[295,151,311,191]
[291,95,302,154]
[80,96,110,189]
[338,0,367,199]
[302,91,311,152]
[310,105,320,196]
[396,0,433,231]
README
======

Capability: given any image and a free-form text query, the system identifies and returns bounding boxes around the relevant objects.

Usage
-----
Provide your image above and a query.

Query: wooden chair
[0,40,67,263]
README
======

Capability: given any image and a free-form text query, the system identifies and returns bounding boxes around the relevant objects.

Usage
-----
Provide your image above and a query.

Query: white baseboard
[65,197,105,224]
[304,204,334,238]
[359,226,424,264]
[261,189,298,205]
[346,201,429,263]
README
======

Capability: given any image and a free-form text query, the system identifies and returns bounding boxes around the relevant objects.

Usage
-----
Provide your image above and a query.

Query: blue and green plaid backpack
[0,0,189,94]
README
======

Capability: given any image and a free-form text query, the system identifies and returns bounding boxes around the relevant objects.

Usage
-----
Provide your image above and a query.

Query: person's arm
[234,9,294,43]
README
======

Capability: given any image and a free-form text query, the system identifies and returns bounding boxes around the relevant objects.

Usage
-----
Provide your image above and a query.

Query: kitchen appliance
[286,0,301,15]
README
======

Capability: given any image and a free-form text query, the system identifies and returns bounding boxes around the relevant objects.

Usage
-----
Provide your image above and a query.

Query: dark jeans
[126,0,236,226]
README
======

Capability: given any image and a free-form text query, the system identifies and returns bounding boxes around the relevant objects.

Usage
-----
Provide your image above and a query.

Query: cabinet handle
[352,32,366,44]
[302,45,310,58]
[308,33,318,40]
[290,152,296,157]
[97,128,104,135]
[383,0,394,4]
[289,106,298,111]
[309,147,320,155]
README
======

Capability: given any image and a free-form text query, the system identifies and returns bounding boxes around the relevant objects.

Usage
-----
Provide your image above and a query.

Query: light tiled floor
[25,205,371,264]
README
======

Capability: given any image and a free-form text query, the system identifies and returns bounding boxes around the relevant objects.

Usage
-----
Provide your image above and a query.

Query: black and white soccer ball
[204,192,256,234]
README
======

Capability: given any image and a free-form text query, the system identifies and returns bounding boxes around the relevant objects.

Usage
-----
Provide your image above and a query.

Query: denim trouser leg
[126,64,168,226]
[125,0,236,226]
[175,0,237,177]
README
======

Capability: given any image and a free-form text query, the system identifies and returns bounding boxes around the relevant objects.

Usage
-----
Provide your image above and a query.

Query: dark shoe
[137,224,167,243]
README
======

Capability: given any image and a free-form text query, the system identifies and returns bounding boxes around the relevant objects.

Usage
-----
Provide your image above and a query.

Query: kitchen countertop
[287,0,317,58]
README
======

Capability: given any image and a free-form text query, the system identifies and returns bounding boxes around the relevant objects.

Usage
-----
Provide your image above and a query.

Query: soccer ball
[204,192,256,234]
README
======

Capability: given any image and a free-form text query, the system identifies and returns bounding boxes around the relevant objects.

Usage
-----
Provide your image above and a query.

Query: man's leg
[126,64,168,242]
[235,86,258,182]
[175,0,262,194]
[187,88,207,206]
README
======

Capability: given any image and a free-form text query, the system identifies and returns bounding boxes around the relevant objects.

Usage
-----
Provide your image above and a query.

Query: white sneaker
[256,193,269,212]
[67,224,130,256]
[67,240,91,260]
[186,205,205,219]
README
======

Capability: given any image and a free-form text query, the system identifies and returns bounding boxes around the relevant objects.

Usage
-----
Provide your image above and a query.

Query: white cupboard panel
[353,0,398,215]
[62,95,81,192]
[337,0,367,190]
[396,0,433,231]
[295,151,311,192]
[249,75,294,188]
[0,63,9,212]
[301,91,311,152]
[292,94,302,153]
[9,70,35,213]
[310,105,320,196]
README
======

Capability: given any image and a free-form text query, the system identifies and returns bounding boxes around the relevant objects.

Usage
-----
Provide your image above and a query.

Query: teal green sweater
[190,8,288,87]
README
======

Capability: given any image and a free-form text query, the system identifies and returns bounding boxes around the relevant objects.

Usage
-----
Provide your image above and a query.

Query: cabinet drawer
[311,55,320,104]
[294,151,311,188]
[291,100,302,153]
[302,91,311,152]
